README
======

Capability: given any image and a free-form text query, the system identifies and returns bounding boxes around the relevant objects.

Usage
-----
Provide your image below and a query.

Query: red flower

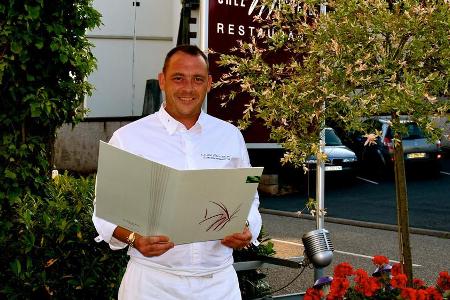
[352,268,380,296]
[426,287,443,300]
[437,271,450,291]
[399,285,443,300]
[391,273,408,289]
[304,287,323,300]
[327,277,350,299]
[372,255,389,266]
[367,277,380,296]
[333,262,354,278]
[307,257,446,300]
[392,263,403,276]
[400,287,417,300]
[416,289,428,300]
[354,269,369,282]
[413,278,426,289]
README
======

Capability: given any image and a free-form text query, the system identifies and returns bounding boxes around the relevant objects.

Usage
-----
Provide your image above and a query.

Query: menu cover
[95,141,263,244]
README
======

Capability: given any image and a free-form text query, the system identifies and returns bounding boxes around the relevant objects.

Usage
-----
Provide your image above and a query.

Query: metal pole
[315,132,325,230]
[131,1,138,115]
[314,129,325,282]
[316,2,327,231]
[199,0,208,51]
[313,2,327,282]
[200,0,209,112]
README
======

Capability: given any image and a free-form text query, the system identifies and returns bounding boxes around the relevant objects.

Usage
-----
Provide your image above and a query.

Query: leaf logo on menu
[199,201,241,231]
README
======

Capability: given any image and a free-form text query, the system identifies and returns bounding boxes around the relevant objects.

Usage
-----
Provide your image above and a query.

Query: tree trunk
[392,133,413,286]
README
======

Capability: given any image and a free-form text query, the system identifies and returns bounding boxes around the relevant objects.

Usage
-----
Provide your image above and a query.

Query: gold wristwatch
[126,232,136,248]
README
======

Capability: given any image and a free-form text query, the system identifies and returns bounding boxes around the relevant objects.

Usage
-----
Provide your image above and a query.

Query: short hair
[162,45,209,73]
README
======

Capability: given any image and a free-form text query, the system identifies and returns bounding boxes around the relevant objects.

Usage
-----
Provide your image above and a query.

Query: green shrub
[1,2,102,297]
[1,173,128,299]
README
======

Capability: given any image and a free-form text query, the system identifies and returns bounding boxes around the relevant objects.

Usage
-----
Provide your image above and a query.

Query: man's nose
[182,77,195,91]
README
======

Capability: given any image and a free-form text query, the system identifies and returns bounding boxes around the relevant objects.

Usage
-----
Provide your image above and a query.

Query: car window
[403,123,425,140]
[385,122,425,140]
[325,129,343,146]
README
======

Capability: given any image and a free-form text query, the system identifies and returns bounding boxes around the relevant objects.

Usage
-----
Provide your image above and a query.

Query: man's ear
[158,72,165,91]
[207,75,212,92]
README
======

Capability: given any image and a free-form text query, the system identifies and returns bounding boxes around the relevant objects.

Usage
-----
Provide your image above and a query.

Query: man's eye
[194,77,204,83]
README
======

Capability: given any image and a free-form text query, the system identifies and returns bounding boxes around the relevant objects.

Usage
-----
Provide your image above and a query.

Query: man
[92,45,262,300]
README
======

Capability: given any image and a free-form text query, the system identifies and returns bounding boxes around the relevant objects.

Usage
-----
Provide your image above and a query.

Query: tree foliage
[216,0,449,167]
[0,0,102,296]
[216,0,450,285]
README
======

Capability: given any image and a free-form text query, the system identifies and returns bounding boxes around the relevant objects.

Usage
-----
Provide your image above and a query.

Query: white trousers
[118,259,242,300]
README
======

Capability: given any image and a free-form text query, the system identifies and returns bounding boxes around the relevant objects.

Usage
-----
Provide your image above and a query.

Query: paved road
[259,155,450,232]
[259,213,450,297]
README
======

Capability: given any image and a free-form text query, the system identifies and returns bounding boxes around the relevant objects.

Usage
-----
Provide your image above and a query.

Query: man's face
[158,51,212,128]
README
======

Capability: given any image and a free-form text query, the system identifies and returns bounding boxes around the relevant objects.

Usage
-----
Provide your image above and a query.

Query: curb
[260,208,450,239]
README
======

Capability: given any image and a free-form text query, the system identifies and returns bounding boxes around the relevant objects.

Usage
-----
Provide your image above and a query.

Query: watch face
[126,232,136,247]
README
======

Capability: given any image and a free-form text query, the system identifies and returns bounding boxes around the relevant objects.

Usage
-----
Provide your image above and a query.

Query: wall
[53,121,132,173]
[85,0,176,117]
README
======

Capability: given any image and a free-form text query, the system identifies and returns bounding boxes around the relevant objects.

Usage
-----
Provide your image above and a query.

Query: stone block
[260,174,279,185]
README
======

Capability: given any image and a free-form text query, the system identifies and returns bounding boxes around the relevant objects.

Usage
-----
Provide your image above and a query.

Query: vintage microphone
[242,228,334,294]
[247,228,334,270]
[302,228,334,268]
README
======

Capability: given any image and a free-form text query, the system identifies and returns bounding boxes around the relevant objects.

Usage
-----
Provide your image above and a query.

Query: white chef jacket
[92,105,262,277]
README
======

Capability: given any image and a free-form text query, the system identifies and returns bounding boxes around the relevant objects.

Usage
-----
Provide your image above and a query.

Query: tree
[0,0,101,296]
[216,0,449,284]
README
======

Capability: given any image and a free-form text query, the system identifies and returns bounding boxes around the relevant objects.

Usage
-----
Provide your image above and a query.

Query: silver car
[306,128,358,174]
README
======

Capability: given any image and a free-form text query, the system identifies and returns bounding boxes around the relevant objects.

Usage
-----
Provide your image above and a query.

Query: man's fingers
[141,242,174,257]
[224,228,252,243]
[148,235,171,243]
[135,235,174,257]
[221,228,252,249]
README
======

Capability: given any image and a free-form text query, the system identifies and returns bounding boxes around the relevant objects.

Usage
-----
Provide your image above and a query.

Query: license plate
[325,165,343,171]
[407,153,426,159]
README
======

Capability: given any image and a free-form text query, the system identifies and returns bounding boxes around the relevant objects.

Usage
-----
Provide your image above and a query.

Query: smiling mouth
[178,97,196,103]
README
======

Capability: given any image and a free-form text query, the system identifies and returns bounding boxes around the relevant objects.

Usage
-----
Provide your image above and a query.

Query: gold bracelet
[126,232,136,248]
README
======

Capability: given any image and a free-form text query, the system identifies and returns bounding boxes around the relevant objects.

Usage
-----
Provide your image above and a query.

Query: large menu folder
[95,141,263,244]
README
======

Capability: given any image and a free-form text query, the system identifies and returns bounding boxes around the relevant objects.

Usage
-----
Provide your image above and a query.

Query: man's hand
[134,235,174,257]
[221,226,252,249]
[113,226,174,257]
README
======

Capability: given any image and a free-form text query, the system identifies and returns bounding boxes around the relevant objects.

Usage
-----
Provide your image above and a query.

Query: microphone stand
[315,4,328,281]
[254,255,307,269]
[315,130,325,282]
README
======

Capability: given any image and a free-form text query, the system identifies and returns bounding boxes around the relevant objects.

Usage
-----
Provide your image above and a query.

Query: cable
[268,264,309,294]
